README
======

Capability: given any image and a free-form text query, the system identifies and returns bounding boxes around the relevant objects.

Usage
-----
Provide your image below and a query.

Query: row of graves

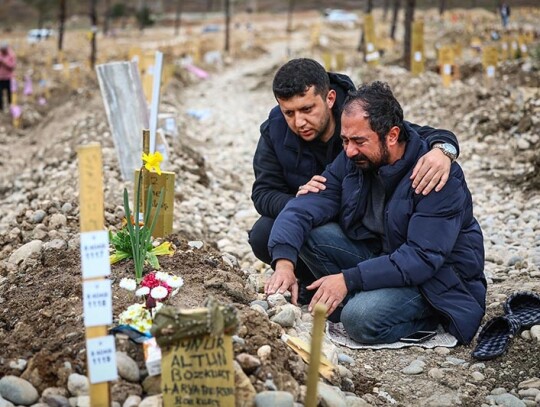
[3,22,264,130]
[309,10,538,88]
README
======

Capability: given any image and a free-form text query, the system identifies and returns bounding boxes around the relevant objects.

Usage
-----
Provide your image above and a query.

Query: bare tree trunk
[103,0,111,36]
[174,0,183,36]
[90,0,98,69]
[404,0,415,70]
[224,0,231,53]
[286,0,295,33]
[383,0,391,21]
[206,0,213,12]
[390,0,400,40]
[58,0,66,51]
[439,0,446,16]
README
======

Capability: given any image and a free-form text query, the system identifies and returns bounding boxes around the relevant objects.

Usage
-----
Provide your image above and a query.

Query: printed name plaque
[80,230,111,279]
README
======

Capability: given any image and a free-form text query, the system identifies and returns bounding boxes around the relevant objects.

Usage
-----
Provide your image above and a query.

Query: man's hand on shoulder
[307,273,347,316]
[264,259,299,305]
[410,148,451,195]
[296,175,327,197]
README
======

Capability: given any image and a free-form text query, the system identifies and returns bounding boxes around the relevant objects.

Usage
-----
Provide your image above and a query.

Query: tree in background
[404,0,415,70]
[103,0,111,36]
[224,0,231,53]
[390,0,400,40]
[174,0,183,36]
[23,0,54,28]
[286,0,295,33]
[90,0,97,69]
[58,0,66,51]
[136,0,154,31]
[439,0,446,16]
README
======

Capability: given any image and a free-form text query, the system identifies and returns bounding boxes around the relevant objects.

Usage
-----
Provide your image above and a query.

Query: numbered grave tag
[83,280,112,327]
[80,230,110,279]
[86,335,118,384]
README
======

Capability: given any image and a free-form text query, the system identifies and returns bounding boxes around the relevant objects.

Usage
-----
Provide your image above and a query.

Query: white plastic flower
[119,278,137,291]
[136,286,150,296]
[166,275,184,289]
[150,286,168,300]
[155,271,170,281]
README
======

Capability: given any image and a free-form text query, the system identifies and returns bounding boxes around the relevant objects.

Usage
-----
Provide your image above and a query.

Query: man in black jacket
[249,58,460,304]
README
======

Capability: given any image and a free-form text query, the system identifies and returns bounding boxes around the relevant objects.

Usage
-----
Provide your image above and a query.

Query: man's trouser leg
[299,222,439,344]
[249,216,316,303]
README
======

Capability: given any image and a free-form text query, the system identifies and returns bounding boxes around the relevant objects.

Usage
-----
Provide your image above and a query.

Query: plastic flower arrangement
[118,272,184,334]
[111,151,168,283]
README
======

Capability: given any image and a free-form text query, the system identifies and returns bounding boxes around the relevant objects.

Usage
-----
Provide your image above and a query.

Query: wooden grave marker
[77,143,116,406]
[438,46,454,87]
[135,130,174,237]
[322,52,332,71]
[335,52,345,71]
[482,45,498,86]
[305,304,328,407]
[152,301,239,407]
[364,14,380,65]
[411,20,424,76]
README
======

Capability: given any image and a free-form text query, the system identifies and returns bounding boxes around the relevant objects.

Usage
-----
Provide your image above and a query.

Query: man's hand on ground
[264,259,299,305]
[410,148,451,195]
[307,273,347,316]
[296,175,327,197]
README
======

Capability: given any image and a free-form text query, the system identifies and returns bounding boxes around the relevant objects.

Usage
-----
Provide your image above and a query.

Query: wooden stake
[411,20,424,76]
[77,144,111,407]
[305,304,328,407]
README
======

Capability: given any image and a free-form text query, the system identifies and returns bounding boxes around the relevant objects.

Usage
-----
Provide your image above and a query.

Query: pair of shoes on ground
[472,291,540,360]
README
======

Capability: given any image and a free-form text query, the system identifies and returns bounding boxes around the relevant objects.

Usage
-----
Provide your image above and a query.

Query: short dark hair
[342,81,406,142]
[272,58,330,100]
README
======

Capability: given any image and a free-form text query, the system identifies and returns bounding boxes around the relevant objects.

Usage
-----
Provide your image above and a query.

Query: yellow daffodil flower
[142,151,163,175]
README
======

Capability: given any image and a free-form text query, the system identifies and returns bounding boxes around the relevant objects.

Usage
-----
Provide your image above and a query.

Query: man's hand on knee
[265,259,299,305]
[307,274,347,316]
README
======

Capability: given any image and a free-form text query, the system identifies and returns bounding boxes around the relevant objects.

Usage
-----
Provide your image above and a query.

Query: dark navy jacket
[268,124,486,344]
[251,73,460,219]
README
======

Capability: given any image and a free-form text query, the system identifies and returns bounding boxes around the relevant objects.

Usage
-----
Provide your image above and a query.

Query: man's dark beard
[353,142,390,172]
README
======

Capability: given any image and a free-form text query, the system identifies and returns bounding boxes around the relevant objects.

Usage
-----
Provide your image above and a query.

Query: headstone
[96,61,149,181]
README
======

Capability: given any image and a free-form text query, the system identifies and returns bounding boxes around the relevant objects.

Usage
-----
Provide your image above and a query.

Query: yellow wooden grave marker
[335,52,345,71]
[438,46,454,87]
[135,130,174,238]
[411,20,424,76]
[76,144,111,407]
[510,36,519,59]
[482,45,498,86]
[518,35,528,58]
[321,52,332,71]
[161,334,235,406]
[364,14,379,66]
[500,35,510,60]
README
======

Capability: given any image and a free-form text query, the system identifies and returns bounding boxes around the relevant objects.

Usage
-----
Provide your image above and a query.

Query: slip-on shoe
[472,315,521,360]
[503,291,540,328]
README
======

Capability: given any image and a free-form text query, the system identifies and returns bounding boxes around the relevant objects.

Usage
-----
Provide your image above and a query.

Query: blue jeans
[300,223,439,344]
